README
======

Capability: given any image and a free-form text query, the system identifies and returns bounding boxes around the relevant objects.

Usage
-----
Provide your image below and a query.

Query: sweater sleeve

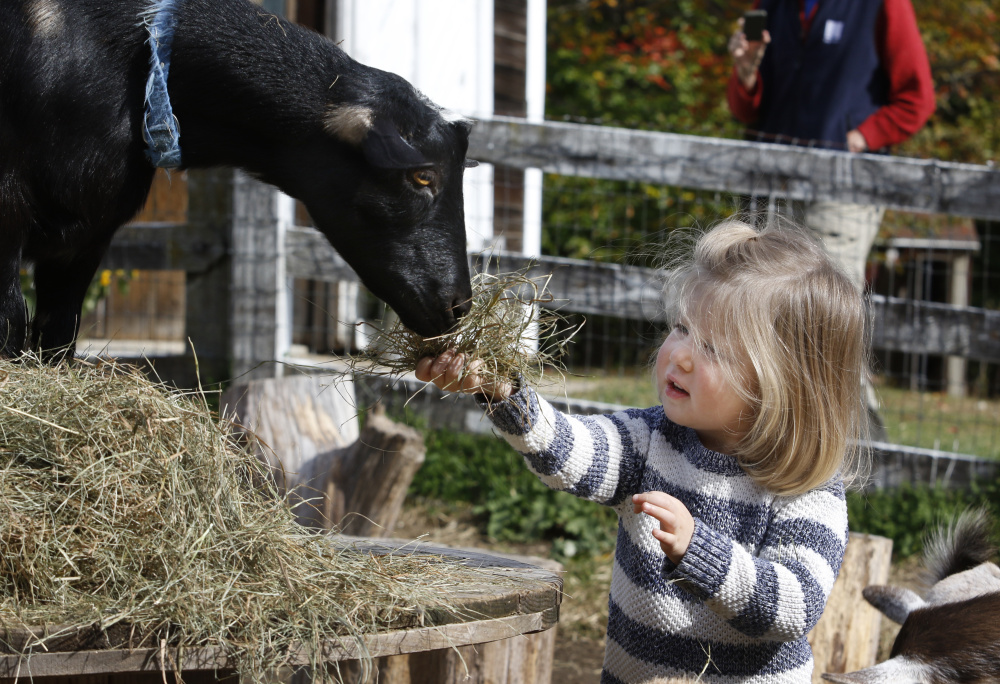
[726,71,763,124]
[725,0,765,124]
[481,386,656,506]
[664,480,848,641]
[856,0,935,150]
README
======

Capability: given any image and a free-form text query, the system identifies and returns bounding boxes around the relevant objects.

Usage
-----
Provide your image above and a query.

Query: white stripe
[765,562,808,640]
[705,543,756,621]
[795,545,837,594]
[609,556,753,645]
[646,434,776,507]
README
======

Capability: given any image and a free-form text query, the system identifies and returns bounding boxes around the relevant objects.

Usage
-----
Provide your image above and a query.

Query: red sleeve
[856,0,935,150]
[726,0,766,124]
[727,71,763,124]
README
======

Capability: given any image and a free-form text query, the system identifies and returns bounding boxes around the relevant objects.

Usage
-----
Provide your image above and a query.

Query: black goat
[0,0,474,358]
[823,508,1000,683]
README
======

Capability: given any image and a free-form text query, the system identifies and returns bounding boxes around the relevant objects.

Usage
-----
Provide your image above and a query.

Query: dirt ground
[391,504,924,684]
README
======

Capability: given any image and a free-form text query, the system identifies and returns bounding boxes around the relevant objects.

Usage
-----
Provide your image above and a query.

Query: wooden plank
[809,533,893,682]
[468,117,1000,220]
[0,614,547,679]
[285,237,1000,362]
[871,295,1000,363]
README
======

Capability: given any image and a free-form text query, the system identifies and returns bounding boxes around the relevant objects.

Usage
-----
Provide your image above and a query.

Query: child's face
[654,321,754,455]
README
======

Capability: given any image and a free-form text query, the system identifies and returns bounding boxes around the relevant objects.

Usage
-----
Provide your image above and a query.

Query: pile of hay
[355,269,579,392]
[0,357,498,681]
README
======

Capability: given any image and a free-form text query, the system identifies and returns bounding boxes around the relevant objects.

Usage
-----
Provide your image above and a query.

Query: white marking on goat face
[324,105,374,146]
[25,0,63,38]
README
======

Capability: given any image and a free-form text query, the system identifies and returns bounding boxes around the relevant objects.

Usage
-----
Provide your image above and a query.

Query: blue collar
[143,0,182,169]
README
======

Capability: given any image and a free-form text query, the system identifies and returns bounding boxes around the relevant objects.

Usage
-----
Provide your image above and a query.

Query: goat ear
[361,117,429,170]
[862,585,926,624]
[324,105,375,146]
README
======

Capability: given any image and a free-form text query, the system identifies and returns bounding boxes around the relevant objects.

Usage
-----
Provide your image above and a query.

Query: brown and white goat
[823,508,1000,684]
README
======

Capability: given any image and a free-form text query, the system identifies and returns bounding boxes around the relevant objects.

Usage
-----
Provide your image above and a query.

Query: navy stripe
[784,558,826,631]
[484,386,540,436]
[568,417,611,499]
[673,521,735,600]
[614,524,701,602]
[521,409,576,476]
[731,560,779,637]
[767,517,846,571]
[607,600,813,676]
[607,413,644,506]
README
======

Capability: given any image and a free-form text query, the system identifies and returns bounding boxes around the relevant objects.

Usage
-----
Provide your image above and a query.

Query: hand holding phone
[742,9,767,41]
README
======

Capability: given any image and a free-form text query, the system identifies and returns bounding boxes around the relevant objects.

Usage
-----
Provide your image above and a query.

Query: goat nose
[450,293,472,320]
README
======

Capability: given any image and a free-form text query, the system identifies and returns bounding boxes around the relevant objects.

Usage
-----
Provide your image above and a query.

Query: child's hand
[632,491,695,565]
[415,350,513,400]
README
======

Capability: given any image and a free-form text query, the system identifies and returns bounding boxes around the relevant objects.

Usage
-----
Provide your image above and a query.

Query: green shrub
[411,425,618,559]
[847,481,1000,558]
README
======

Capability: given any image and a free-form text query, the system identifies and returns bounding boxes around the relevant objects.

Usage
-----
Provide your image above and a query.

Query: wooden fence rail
[95,118,1000,380]
[468,117,1000,221]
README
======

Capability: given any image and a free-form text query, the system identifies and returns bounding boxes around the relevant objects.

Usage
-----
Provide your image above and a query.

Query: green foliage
[547,0,741,137]
[546,0,1000,164]
[410,425,618,559]
[900,0,1000,163]
[847,481,1000,559]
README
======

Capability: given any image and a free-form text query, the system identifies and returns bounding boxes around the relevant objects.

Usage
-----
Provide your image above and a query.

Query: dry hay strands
[352,269,582,393]
[0,355,514,683]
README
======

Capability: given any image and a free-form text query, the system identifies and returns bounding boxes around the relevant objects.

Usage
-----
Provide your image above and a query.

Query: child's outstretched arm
[416,352,659,507]
[657,482,848,642]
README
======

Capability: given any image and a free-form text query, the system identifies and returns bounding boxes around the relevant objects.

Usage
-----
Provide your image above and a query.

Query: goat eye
[411,170,435,187]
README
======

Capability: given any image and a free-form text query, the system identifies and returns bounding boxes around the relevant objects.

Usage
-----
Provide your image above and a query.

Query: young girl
[416,220,870,683]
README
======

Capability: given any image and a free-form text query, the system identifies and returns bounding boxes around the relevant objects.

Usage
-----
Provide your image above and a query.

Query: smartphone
[743,9,767,41]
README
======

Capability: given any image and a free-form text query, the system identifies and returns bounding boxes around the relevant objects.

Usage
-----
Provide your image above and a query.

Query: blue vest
[755,0,888,148]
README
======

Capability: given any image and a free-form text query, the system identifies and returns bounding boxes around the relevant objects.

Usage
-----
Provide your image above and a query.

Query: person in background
[416,220,872,683]
[727,0,936,288]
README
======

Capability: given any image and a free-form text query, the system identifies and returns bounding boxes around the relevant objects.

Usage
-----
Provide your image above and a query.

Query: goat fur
[0,0,474,357]
[823,508,1000,684]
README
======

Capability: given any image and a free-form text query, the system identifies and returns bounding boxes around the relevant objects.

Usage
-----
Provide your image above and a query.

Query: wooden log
[221,375,422,536]
[332,549,562,684]
[295,411,425,536]
[809,532,893,682]
[221,373,360,496]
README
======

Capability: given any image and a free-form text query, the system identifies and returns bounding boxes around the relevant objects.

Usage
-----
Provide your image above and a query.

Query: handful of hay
[355,269,578,393]
[0,357,506,681]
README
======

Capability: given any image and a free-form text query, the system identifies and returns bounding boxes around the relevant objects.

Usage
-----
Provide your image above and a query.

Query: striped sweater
[483,386,848,684]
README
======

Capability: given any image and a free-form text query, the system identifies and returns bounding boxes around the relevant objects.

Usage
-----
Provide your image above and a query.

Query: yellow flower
[100,270,112,287]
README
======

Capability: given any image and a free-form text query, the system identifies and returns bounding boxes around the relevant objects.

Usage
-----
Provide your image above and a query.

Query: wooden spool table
[0,540,562,684]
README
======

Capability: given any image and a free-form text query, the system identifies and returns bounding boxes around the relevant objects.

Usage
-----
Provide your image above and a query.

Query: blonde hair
[662,219,870,496]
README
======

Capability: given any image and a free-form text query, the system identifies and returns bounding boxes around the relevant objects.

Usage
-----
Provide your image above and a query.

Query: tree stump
[222,374,359,495]
[809,532,893,682]
[221,374,423,536]
[295,411,425,535]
